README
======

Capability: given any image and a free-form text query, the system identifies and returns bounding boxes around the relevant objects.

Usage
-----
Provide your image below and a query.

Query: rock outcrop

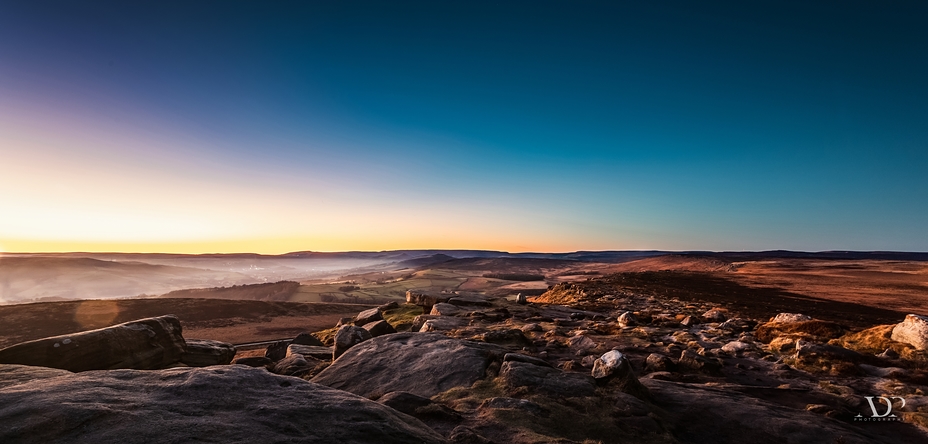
[0,315,186,372]
[0,364,444,444]
[333,325,372,360]
[180,339,235,367]
[891,314,928,350]
[313,332,503,398]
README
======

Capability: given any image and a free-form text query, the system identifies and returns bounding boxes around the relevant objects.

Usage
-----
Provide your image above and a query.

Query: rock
[292,332,324,346]
[271,352,321,377]
[430,303,464,316]
[265,340,291,361]
[378,391,460,421]
[720,341,754,355]
[287,344,334,360]
[355,308,383,325]
[642,378,874,444]
[406,290,452,309]
[503,352,552,367]
[521,323,542,332]
[363,320,397,337]
[481,329,531,347]
[335,317,355,327]
[333,325,372,360]
[677,350,722,375]
[180,339,235,367]
[0,364,71,390]
[679,316,696,327]
[448,426,493,444]
[410,315,438,332]
[772,313,813,323]
[617,311,638,327]
[232,356,272,367]
[312,332,503,398]
[515,293,528,305]
[378,301,400,311]
[890,314,928,350]
[701,309,727,323]
[567,334,596,353]
[499,360,596,397]
[0,315,186,372]
[645,353,675,373]
[419,317,467,332]
[0,365,444,444]
[717,318,756,333]
[591,350,650,400]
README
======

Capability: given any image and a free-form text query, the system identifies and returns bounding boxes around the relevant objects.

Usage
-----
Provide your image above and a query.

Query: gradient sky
[1,1,926,254]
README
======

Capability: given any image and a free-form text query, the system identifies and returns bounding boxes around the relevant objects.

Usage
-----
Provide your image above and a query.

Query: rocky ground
[1,272,927,443]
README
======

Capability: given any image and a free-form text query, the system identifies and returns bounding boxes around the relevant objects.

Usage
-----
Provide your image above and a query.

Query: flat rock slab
[287,344,334,360]
[0,315,186,372]
[642,379,876,444]
[0,364,444,444]
[181,339,235,367]
[312,332,504,398]
[499,361,596,398]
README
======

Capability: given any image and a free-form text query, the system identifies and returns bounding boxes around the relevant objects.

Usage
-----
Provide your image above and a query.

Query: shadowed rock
[0,315,185,372]
[232,356,272,367]
[677,350,722,375]
[292,332,324,347]
[363,320,397,337]
[180,339,235,367]
[499,360,596,398]
[313,332,503,398]
[355,308,383,325]
[271,352,321,377]
[591,350,651,400]
[333,325,372,360]
[378,391,461,421]
[287,344,333,360]
[0,364,445,444]
[265,340,290,362]
[431,303,464,316]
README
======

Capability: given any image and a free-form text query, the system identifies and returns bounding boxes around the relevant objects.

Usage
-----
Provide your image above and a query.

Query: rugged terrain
[1,253,927,443]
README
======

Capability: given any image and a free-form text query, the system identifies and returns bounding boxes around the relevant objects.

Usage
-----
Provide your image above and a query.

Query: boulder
[644,353,675,373]
[720,341,754,355]
[0,365,444,444]
[271,353,321,377]
[481,329,531,347]
[591,350,650,400]
[312,332,503,398]
[701,309,727,323]
[642,378,874,444]
[499,360,596,397]
[617,311,638,327]
[0,364,71,390]
[292,332,324,347]
[406,290,452,309]
[430,303,463,316]
[679,316,696,327]
[419,317,468,332]
[265,340,291,361]
[503,352,552,368]
[333,325,372,360]
[0,315,186,372]
[410,315,438,332]
[287,344,334,360]
[378,301,400,311]
[754,320,847,343]
[355,308,383,325]
[717,318,756,333]
[180,339,235,367]
[772,313,813,323]
[515,293,528,305]
[363,320,397,337]
[890,314,928,350]
[568,334,596,353]
[677,350,722,375]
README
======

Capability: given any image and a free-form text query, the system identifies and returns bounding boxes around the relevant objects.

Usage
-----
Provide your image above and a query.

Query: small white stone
[53,343,60,348]
[62,338,72,345]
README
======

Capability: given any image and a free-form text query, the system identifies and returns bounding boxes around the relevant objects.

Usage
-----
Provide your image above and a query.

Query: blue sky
[1,1,926,253]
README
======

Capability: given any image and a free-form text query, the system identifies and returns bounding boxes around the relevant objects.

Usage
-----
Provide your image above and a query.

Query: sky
[1,1,926,254]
